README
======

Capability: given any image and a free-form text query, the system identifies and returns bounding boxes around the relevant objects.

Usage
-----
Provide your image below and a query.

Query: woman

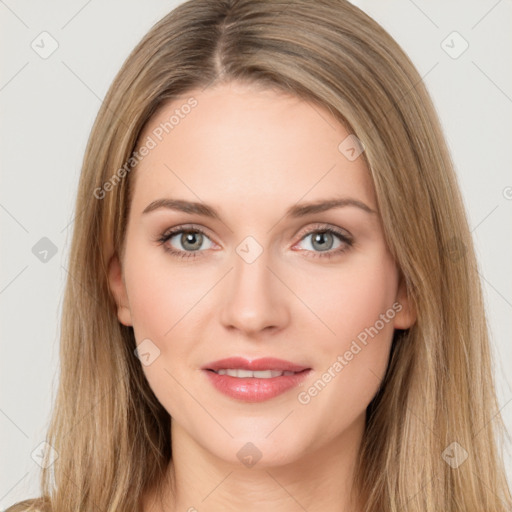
[7,0,511,510]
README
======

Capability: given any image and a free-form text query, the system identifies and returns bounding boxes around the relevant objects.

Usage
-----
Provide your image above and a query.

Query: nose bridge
[219,239,288,333]
[233,241,272,294]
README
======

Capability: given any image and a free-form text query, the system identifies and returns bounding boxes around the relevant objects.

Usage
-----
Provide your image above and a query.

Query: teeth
[215,369,297,378]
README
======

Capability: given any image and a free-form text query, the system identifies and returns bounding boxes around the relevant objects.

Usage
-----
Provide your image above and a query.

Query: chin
[202,432,309,470]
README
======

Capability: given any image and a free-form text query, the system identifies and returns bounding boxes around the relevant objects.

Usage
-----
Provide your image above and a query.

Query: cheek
[123,241,203,344]
[297,249,399,346]
[290,262,399,443]
[123,244,202,416]
[295,251,399,418]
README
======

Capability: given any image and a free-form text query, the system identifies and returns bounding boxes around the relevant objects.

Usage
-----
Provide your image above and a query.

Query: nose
[219,247,290,336]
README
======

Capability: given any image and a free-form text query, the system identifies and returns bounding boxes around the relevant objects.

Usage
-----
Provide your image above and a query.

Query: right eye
[157,226,215,260]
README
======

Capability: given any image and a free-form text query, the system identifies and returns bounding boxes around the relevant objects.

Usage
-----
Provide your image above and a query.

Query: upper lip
[202,357,310,372]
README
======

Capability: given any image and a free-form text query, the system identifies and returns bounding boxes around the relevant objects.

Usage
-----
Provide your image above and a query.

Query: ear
[107,253,133,326]
[393,274,416,330]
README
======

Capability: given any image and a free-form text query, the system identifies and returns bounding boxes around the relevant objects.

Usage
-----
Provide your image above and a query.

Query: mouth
[201,357,312,402]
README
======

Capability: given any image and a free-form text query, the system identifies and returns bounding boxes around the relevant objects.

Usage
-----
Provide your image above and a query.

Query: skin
[108,80,416,512]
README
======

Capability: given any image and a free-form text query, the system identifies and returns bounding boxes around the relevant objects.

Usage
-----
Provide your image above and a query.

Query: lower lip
[202,369,312,402]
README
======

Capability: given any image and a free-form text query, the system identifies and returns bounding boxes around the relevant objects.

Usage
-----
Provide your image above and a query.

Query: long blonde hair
[7,1,511,510]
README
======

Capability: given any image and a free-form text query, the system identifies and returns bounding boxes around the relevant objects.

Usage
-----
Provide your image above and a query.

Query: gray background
[1,0,511,507]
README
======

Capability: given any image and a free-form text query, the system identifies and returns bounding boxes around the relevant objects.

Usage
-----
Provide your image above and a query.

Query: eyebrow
[142,197,377,219]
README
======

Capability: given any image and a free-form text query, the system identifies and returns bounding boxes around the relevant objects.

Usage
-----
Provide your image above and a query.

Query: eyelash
[156,224,353,261]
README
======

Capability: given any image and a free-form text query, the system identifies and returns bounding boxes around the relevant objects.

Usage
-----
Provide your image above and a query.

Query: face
[108,80,415,468]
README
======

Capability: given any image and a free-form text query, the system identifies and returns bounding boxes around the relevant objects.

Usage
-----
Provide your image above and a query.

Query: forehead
[131,82,376,216]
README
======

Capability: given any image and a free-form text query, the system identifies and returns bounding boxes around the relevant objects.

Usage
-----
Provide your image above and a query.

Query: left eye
[294,228,352,256]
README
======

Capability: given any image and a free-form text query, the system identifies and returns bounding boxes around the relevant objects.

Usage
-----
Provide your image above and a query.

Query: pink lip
[202,357,310,372]
[201,357,312,402]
